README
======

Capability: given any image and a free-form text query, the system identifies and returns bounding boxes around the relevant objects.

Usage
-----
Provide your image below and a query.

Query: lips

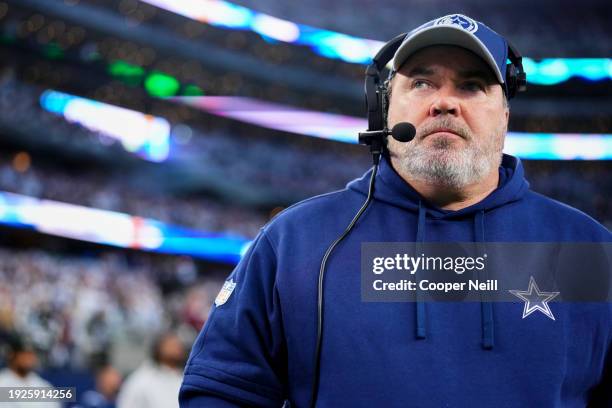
[425,128,463,139]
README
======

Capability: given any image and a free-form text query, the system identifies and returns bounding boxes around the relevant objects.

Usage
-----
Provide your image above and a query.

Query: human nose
[429,88,460,117]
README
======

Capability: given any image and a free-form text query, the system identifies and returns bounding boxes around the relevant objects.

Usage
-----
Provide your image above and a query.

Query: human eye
[411,79,431,89]
[461,80,485,92]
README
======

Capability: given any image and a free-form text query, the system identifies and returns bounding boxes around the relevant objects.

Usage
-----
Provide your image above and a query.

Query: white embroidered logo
[509,276,560,321]
[215,279,237,306]
[434,14,479,34]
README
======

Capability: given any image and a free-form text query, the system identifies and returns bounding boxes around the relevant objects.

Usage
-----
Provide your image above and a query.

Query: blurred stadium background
[0,0,610,406]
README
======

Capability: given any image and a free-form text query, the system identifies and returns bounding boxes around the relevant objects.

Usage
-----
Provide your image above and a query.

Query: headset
[308,34,526,408]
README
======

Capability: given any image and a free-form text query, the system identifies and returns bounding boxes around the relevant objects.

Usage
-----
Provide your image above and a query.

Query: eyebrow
[406,66,436,77]
[457,69,496,82]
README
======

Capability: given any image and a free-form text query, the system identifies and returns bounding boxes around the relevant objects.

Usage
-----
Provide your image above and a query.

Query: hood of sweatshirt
[347,153,530,349]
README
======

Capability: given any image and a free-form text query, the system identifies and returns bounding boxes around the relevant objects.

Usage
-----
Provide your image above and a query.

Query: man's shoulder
[0,370,52,387]
[523,190,610,239]
[265,188,357,229]
[0,369,12,385]
[524,189,601,222]
[259,187,363,246]
[29,373,53,388]
[121,363,153,388]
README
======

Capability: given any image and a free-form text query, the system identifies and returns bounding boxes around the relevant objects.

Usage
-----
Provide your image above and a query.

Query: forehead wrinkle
[406,66,436,77]
[398,46,496,80]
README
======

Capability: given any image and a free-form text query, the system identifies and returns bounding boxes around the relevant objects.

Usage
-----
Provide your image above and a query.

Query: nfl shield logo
[215,279,237,306]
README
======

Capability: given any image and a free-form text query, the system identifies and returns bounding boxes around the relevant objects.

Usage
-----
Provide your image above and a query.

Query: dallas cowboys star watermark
[509,276,560,320]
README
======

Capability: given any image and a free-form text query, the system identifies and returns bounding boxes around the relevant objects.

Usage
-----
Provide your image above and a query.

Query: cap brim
[392,25,504,84]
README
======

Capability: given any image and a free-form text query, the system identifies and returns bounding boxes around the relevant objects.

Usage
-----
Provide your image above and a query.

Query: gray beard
[391,119,505,189]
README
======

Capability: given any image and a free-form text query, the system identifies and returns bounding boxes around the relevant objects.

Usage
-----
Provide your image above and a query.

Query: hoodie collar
[348,154,529,218]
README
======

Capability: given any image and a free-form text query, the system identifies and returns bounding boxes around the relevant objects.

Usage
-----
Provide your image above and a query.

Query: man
[0,337,60,408]
[117,332,186,408]
[180,14,611,407]
[79,365,122,408]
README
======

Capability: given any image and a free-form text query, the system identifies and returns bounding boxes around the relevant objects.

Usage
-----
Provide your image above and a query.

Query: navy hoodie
[180,154,611,407]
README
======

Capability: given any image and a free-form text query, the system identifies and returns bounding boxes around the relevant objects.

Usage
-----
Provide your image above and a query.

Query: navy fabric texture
[180,154,611,407]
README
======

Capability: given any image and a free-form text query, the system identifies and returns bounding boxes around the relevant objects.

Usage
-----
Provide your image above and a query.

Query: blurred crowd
[525,161,612,229]
[0,245,228,407]
[0,248,221,372]
[1,329,192,408]
[0,157,268,238]
[184,128,369,199]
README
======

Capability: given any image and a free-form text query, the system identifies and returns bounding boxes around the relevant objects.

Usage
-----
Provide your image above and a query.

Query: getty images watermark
[361,242,611,303]
[371,251,494,292]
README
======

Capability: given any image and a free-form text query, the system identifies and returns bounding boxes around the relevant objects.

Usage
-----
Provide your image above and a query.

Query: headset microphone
[358,121,416,162]
[391,122,416,142]
[358,121,416,144]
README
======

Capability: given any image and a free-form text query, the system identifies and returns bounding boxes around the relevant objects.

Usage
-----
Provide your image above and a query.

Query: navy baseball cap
[392,14,509,87]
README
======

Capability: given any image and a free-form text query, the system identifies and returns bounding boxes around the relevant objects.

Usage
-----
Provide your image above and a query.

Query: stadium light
[145,72,181,97]
[0,191,249,264]
[141,0,612,84]
[40,90,171,162]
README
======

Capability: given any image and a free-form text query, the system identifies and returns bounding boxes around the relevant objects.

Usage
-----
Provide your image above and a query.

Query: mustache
[416,119,471,140]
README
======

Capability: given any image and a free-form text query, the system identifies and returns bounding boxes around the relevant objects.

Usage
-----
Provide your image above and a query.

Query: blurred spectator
[116,332,186,408]
[78,365,122,408]
[0,336,60,408]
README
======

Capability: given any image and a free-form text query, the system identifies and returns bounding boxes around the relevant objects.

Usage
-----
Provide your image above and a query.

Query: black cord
[308,159,379,408]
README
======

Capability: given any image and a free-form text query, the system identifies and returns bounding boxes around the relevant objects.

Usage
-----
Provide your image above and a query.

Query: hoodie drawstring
[415,204,494,349]
[415,201,427,339]
[475,210,494,350]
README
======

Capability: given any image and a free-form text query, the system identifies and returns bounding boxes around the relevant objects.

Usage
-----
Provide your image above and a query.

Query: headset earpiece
[505,41,527,99]
[365,65,384,131]
[365,33,408,130]
[506,64,517,99]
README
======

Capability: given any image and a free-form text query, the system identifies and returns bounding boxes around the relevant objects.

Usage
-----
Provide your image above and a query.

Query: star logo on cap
[434,14,479,33]
[509,276,560,321]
